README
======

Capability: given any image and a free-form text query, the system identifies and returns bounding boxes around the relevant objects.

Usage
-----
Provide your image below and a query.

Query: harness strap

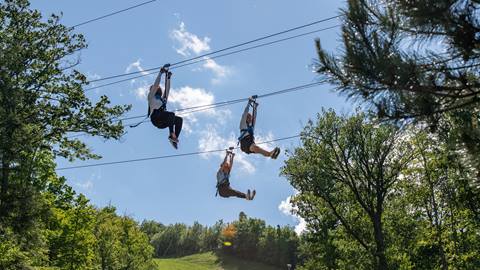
[238,126,254,141]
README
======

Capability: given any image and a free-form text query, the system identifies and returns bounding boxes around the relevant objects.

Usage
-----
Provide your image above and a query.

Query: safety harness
[130,64,171,128]
[216,148,235,196]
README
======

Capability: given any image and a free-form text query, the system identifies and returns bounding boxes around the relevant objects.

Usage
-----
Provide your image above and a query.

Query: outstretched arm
[222,151,229,165]
[251,101,258,127]
[239,100,251,130]
[147,69,163,113]
[163,72,172,101]
[151,69,163,93]
[229,152,235,171]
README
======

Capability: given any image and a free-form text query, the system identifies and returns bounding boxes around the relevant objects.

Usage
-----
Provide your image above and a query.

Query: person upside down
[148,64,183,149]
[238,96,280,158]
[216,149,255,200]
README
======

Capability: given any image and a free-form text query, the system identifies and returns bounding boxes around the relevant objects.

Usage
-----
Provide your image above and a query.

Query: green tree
[0,1,129,267]
[94,207,123,270]
[402,132,480,269]
[282,110,413,270]
[140,220,164,241]
[51,195,97,270]
[117,216,154,270]
[314,0,480,172]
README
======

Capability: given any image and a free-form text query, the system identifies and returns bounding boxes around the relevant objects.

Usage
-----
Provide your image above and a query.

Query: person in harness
[238,96,280,158]
[148,64,183,149]
[216,148,255,200]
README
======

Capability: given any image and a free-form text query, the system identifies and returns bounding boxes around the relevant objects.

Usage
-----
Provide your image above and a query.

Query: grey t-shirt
[216,169,230,185]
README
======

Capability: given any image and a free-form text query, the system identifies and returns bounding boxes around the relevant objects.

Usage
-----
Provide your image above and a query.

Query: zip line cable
[66,80,327,139]
[87,15,341,84]
[57,135,301,170]
[115,80,327,125]
[84,24,339,92]
[72,0,157,28]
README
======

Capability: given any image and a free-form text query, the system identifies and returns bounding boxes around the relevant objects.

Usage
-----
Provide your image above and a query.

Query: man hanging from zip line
[148,64,183,149]
[238,96,280,158]
[216,148,255,200]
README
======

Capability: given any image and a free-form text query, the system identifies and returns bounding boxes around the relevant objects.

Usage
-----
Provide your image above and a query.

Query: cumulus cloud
[170,86,232,133]
[198,127,255,174]
[202,57,232,84]
[86,72,101,81]
[279,195,307,235]
[75,179,93,190]
[125,59,152,86]
[197,127,277,174]
[170,22,211,56]
[133,84,150,100]
[74,172,101,191]
[169,22,233,84]
[170,86,215,114]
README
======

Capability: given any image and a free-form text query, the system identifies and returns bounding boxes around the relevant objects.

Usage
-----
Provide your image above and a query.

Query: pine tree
[315,0,480,171]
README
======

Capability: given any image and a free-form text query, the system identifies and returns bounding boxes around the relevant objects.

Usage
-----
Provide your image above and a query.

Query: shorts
[150,109,175,129]
[240,135,255,154]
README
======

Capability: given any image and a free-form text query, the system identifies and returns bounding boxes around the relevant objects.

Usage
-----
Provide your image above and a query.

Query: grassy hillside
[154,252,284,270]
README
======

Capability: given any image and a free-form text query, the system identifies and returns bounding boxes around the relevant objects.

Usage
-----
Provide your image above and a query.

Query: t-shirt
[148,90,166,115]
[216,169,230,186]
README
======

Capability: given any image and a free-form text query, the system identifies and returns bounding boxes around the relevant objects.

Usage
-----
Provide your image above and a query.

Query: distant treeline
[140,211,299,269]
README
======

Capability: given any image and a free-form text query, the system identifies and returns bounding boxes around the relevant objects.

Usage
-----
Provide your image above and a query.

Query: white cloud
[198,127,255,174]
[197,127,277,174]
[170,86,215,114]
[279,195,307,235]
[74,174,98,191]
[75,179,93,190]
[134,84,149,100]
[169,86,232,134]
[86,72,101,81]
[125,59,150,76]
[170,22,211,56]
[202,57,232,84]
[74,172,102,191]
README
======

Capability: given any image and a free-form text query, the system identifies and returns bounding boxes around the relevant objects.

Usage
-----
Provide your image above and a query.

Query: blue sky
[32,0,350,233]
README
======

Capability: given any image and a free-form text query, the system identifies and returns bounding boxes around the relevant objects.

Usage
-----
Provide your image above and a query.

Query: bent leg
[249,144,272,157]
[219,185,246,199]
[174,116,183,139]
[165,112,176,137]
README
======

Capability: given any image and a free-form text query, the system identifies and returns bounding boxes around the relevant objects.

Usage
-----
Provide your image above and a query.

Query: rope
[66,80,326,139]
[57,135,301,170]
[87,16,341,83]
[84,25,339,92]
[72,0,157,28]
[115,81,326,125]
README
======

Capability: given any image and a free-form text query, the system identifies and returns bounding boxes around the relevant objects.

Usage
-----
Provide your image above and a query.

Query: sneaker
[250,190,256,200]
[168,136,178,149]
[271,147,280,159]
[246,189,251,200]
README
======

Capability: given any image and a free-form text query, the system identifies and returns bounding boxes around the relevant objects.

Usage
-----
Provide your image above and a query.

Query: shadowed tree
[0,0,129,266]
[282,110,413,270]
[314,0,480,173]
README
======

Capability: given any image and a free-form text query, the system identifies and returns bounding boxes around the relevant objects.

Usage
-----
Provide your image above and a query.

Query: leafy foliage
[315,0,480,172]
[282,111,480,269]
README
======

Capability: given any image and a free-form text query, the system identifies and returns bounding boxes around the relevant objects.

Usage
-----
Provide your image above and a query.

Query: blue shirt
[216,169,229,186]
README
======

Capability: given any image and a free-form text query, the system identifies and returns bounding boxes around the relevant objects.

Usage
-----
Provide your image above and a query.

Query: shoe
[271,147,280,159]
[250,190,256,200]
[246,189,251,200]
[168,136,178,149]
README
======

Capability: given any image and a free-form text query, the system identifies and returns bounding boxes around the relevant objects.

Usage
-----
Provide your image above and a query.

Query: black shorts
[150,109,175,129]
[240,135,255,154]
